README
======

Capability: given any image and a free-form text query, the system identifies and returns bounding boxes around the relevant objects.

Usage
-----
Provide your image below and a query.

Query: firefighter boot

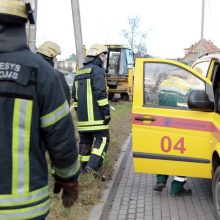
[170,180,192,196]
[153,174,168,192]
[154,182,166,192]
[84,167,106,182]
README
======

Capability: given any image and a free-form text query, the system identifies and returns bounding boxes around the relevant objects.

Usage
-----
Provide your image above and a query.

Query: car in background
[64,73,75,90]
[57,68,75,91]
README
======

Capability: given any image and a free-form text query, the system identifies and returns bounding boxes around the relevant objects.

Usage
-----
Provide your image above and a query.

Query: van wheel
[213,166,220,220]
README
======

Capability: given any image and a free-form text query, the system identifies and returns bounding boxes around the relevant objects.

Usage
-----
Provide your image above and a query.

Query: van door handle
[135,115,155,121]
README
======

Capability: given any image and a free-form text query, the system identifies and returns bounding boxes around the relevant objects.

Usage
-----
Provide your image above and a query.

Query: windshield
[107,51,120,75]
[105,48,134,75]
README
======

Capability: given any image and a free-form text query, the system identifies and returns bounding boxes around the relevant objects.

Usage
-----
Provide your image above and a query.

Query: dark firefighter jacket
[0,24,80,220]
[72,57,110,132]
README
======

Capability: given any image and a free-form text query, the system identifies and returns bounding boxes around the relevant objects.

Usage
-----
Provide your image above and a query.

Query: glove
[53,180,79,208]
[103,115,111,125]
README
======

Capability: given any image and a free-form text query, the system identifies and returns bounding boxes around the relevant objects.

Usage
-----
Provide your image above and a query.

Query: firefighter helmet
[0,0,28,24]
[36,41,61,58]
[86,44,108,57]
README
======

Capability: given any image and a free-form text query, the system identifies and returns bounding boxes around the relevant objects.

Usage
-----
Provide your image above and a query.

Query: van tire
[213,165,220,220]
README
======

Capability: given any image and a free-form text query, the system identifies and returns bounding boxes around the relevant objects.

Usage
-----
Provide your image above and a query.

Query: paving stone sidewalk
[107,150,216,220]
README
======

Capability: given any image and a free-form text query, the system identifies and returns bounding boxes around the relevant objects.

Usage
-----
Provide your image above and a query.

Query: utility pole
[71,0,84,69]
[201,0,205,40]
[26,0,38,52]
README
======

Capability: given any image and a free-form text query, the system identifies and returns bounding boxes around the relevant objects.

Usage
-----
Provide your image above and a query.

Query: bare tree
[122,16,147,56]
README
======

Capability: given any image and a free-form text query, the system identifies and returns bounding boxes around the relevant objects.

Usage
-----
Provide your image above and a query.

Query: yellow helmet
[86,44,108,57]
[36,41,61,58]
[0,0,28,24]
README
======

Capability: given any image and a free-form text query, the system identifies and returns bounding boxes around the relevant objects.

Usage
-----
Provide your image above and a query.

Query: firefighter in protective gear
[72,44,110,181]
[36,41,71,105]
[0,1,80,219]
[153,76,192,196]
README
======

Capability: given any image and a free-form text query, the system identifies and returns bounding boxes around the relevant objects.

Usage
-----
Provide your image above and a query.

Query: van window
[144,62,205,108]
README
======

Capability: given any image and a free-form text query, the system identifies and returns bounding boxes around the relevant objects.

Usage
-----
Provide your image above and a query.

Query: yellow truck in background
[104,45,135,101]
[132,52,220,219]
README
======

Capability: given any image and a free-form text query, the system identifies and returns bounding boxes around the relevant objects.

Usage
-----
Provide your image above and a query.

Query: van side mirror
[188,90,214,112]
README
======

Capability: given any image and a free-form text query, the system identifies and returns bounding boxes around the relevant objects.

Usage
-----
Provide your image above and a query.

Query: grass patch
[47,101,132,220]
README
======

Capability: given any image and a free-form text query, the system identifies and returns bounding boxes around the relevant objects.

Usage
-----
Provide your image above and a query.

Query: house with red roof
[181,39,219,65]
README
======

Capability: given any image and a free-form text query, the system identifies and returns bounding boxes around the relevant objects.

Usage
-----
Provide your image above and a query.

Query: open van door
[132,58,214,178]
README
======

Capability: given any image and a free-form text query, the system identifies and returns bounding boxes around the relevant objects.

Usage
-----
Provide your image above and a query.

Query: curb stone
[88,134,132,220]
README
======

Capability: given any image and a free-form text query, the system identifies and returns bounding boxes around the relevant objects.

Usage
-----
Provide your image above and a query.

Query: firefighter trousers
[156,174,187,194]
[79,130,110,171]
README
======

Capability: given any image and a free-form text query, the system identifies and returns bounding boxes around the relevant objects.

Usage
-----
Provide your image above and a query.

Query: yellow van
[132,53,220,219]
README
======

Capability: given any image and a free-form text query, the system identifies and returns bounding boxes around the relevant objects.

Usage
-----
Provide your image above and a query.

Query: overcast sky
[36,0,220,60]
